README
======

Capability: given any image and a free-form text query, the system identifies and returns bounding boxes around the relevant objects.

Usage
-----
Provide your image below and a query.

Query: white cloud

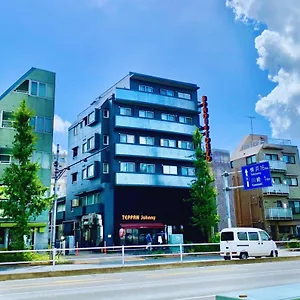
[53,114,71,134]
[226,0,300,139]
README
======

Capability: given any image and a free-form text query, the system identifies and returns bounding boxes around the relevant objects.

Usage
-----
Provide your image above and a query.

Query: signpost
[241,161,272,190]
[222,161,273,228]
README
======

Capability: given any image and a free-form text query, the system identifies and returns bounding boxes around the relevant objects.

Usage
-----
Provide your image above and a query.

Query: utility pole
[51,144,59,249]
[247,116,256,142]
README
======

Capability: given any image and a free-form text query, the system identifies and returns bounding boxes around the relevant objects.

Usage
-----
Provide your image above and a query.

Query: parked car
[220,227,278,260]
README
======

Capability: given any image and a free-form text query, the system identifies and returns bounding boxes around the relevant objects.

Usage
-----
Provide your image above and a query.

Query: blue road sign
[241,161,273,191]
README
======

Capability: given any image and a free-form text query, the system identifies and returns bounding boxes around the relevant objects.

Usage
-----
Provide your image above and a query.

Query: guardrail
[0,240,300,270]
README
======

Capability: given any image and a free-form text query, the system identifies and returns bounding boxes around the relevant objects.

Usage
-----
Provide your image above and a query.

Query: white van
[220,227,278,260]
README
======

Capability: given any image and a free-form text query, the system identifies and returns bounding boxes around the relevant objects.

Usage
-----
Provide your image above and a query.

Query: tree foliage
[0,100,52,249]
[186,127,218,242]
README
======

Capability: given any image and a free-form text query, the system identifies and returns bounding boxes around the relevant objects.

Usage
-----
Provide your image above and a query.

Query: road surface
[1,260,300,299]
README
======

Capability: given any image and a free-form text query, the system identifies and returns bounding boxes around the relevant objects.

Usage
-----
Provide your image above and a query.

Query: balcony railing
[268,160,287,172]
[262,184,290,195]
[116,88,197,112]
[265,207,293,220]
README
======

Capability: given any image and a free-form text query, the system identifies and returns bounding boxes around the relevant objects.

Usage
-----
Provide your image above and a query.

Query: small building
[0,68,55,249]
[231,134,300,240]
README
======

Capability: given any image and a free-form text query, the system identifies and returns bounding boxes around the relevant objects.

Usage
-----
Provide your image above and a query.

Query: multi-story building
[211,149,236,231]
[65,72,201,247]
[231,134,300,240]
[0,68,55,249]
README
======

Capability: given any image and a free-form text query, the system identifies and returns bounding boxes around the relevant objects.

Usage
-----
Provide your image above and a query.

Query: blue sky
[0,0,276,153]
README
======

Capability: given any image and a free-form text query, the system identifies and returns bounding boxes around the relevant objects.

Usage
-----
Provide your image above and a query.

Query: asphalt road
[1,260,300,300]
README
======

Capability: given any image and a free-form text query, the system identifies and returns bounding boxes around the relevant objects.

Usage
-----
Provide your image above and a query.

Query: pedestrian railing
[0,240,299,270]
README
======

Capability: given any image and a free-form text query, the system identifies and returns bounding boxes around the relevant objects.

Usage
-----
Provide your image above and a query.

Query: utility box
[168,234,184,253]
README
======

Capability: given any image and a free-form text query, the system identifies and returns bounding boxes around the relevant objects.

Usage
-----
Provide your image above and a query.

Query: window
[178,141,193,150]
[103,135,109,145]
[71,173,78,184]
[139,136,154,145]
[260,231,270,241]
[139,85,153,93]
[272,177,281,184]
[0,155,11,164]
[72,147,78,158]
[103,109,109,118]
[160,139,176,148]
[140,163,155,173]
[277,200,283,208]
[87,164,94,178]
[265,154,279,161]
[246,155,256,165]
[160,89,174,97]
[57,204,65,213]
[87,136,95,151]
[80,196,87,206]
[103,163,109,174]
[163,165,177,175]
[120,107,132,116]
[73,125,79,136]
[283,154,296,164]
[248,232,259,241]
[182,167,195,176]
[33,151,50,169]
[1,111,14,128]
[221,232,234,241]
[71,199,79,208]
[120,134,135,144]
[39,83,46,98]
[82,168,87,180]
[120,162,135,172]
[82,143,87,153]
[139,110,154,119]
[289,201,300,214]
[178,92,191,100]
[237,232,248,241]
[179,116,192,124]
[30,81,54,99]
[88,111,95,124]
[31,81,38,96]
[87,194,94,205]
[285,177,298,186]
[33,117,52,133]
[161,113,176,122]
[279,226,291,234]
[83,116,88,126]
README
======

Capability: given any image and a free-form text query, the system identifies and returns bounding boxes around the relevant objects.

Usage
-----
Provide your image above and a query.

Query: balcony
[262,184,290,195]
[115,143,194,161]
[115,116,195,135]
[115,88,197,112]
[268,160,287,172]
[265,207,293,220]
[115,173,195,188]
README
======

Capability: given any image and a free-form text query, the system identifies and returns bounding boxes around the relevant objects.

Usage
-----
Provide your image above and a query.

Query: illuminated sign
[121,214,156,221]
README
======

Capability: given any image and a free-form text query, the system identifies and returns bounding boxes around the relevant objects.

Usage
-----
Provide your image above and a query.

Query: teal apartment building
[0,68,55,249]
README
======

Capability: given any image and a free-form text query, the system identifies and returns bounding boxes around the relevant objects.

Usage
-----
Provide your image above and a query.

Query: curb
[0,256,299,281]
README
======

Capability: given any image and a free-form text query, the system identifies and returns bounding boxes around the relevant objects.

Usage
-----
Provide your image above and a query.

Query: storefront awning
[120,223,165,229]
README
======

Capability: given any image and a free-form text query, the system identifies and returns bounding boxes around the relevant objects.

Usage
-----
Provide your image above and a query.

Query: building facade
[0,68,55,249]
[211,149,236,231]
[231,134,300,240]
[65,72,201,246]
[51,151,68,198]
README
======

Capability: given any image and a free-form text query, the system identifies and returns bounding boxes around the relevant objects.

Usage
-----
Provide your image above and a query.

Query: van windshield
[221,231,234,241]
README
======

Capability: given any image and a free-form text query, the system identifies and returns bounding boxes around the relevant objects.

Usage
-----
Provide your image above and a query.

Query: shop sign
[121,214,156,221]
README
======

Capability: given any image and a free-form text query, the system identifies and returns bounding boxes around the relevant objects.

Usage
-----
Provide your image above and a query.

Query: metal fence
[0,240,300,270]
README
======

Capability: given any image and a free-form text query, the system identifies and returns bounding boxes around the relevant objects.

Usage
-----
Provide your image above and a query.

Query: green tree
[0,100,51,250]
[186,127,218,242]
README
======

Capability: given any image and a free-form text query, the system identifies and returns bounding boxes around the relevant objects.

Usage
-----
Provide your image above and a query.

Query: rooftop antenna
[247,116,256,142]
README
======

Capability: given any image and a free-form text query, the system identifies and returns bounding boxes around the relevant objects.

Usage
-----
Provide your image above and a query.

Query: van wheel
[224,256,231,261]
[270,250,278,258]
[240,252,248,260]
